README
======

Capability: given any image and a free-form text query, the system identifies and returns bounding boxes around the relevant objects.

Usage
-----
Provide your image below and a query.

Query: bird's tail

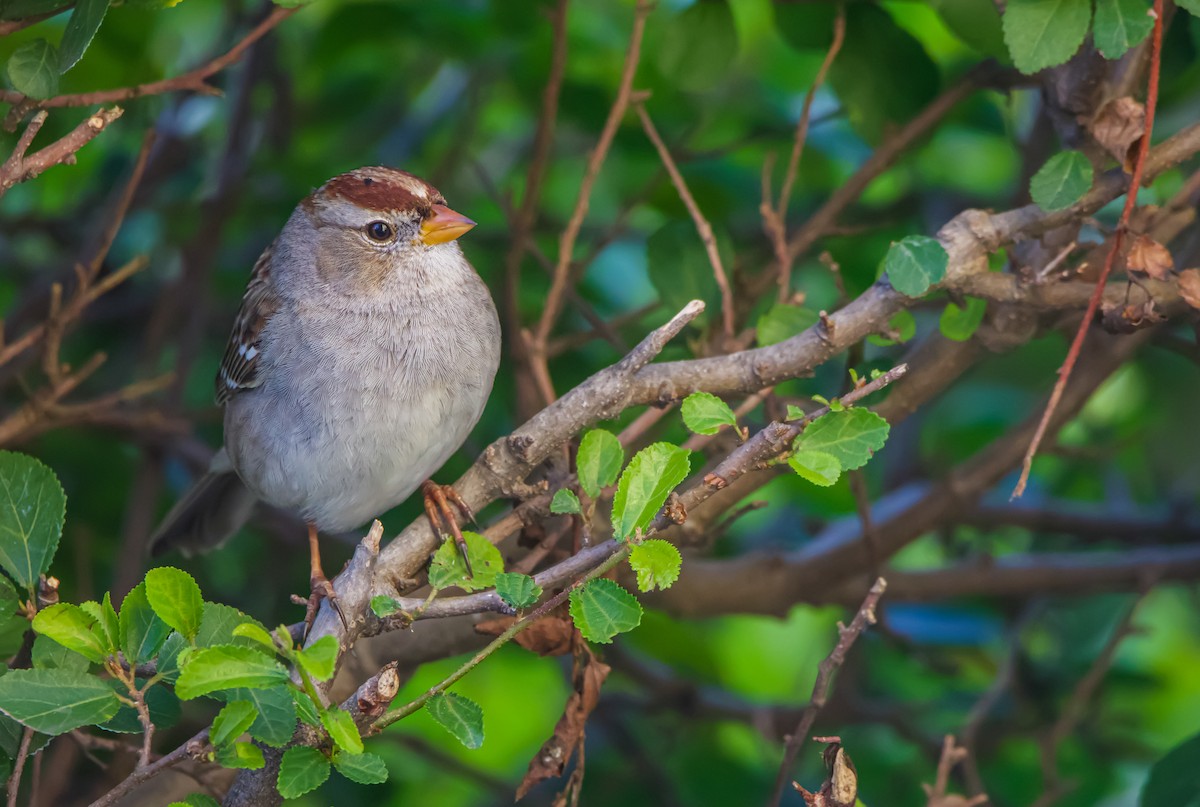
[148,449,257,557]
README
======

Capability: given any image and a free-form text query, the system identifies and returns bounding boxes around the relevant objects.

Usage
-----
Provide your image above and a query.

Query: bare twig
[767,577,887,807]
[86,729,208,807]
[6,727,32,807]
[0,107,123,196]
[923,736,988,807]
[1013,0,1163,497]
[529,0,651,404]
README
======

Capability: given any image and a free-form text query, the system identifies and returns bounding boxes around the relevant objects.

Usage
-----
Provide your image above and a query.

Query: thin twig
[530,0,651,404]
[1013,0,1163,498]
[6,727,32,807]
[636,102,736,340]
[0,107,123,196]
[86,729,208,807]
[767,577,887,807]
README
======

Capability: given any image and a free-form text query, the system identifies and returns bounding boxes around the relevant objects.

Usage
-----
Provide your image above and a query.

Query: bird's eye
[365,221,394,242]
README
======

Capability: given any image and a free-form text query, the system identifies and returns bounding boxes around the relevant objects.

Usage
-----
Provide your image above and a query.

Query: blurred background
[2,0,1200,804]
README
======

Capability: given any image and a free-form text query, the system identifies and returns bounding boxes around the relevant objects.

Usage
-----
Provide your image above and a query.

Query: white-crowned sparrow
[150,166,501,619]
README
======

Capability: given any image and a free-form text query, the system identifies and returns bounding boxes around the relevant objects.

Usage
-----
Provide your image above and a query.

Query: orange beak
[419,204,476,245]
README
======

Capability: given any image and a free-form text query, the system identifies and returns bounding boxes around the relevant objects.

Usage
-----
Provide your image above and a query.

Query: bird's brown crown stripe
[320,168,439,213]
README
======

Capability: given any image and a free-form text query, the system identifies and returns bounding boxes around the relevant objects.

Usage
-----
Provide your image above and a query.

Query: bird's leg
[303,522,347,637]
[421,481,475,577]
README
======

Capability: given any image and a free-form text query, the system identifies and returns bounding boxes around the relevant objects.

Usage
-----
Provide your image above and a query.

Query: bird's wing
[215,240,280,404]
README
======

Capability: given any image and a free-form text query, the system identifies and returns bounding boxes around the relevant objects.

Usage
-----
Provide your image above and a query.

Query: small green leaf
[550,488,582,515]
[175,645,288,700]
[939,297,988,342]
[657,0,737,91]
[32,603,106,664]
[218,687,296,747]
[495,572,542,610]
[1002,0,1091,74]
[756,303,818,347]
[426,692,484,749]
[5,40,59,99]
[1030,150,1093,211]
[629,539,682,592]
[576,429,624,498]
[1179,0,1200,15]
[292,688,322,727]
[169,795,221,807]
[867,309,918,347]
[333,749,389,785]
[932,0,1008,58]
[296,635,338,682]
[0,668,119,735]
[681,392,737,436]
[145,567,204,641]
[194,603,259,649]
[427,531,503,591]
[210,700,258,747]
[1093,0,1154,59]
[119,582,170,666]
[611,443,691,540]
[1140,733,1200,807]
[58,0,109,73]
[786,404,807,421]
[96,592,118,653]
[370,595,402,618]
[569,578,643,644]
[215,740,265,770]
[794,409,891,474]
[788,450,842,487]
[884,235,949,298]
[277,746,330,799]
[231,622,276,653]
[321,706,363,755]
[0,451,66,589]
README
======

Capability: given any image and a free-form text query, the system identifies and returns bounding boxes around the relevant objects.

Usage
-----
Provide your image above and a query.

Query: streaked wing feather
[215,241,279,404]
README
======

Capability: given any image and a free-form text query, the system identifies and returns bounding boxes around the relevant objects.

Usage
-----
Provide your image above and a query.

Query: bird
[149,166,502,626]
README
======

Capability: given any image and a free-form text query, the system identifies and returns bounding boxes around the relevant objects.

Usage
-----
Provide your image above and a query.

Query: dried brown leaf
[1179,269,1200,310]
[1126,234,1173,280]
[1092,96,1145,172]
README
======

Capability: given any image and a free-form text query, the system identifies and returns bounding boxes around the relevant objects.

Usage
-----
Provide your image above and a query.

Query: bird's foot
[302,523,347,639]
[421,481,475,577]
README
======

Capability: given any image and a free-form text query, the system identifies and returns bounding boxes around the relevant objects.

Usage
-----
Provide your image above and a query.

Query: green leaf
[756,303,818,347]
[576,429,623,498]
[145,567,204,641]
[932,0,1008,58]
[215,740,265,770]
[32,603,106,664]
[1002,0,1091,74]
[32,634,90,672]
[169,795,221,807]
[646,221,731,326]
[0,451,66,589]
[370,595,402,618]
[427,531,503,591]
[794,409,891,474]
[321,706,363,755]
[785,405,807,422]
[195,603,260,649]
[277,746,330,799]
[884,236,949,298]
[210,700,258,747]
[495,572,542,610]
[788,450,842,487]
[220,686,296,747]
[98,682,180,734]
[939,297,988,342]
[5,40,59,99]
[549,488,581,515]
[611,443,691,540]
[681,392,737,436]
[175,645,288,700]
[569,578,643,644]
[0,668,119,734]
[58,0,108,73]
[1178,0,1200,15]
[292,687,321,727]
[97,592,118,653]
[296,635,338,682]
[1140,733,1200,807]
[1030,150,1093,211]
[231,622,277,654]
[0,575,18,617]
[426,692,484,749]
[629,540,682,592]
[657,0,737,92]
[867,309,918,347]
[333,749,389,785]
[119,582,170,665]
[1093,0,1154,59]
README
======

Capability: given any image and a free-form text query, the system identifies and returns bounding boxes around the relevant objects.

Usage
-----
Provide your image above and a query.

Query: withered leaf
[475,615,575,656]
[1179,269,1200,310]
[1092,96,1145,172]
[1127,235,1173,280]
